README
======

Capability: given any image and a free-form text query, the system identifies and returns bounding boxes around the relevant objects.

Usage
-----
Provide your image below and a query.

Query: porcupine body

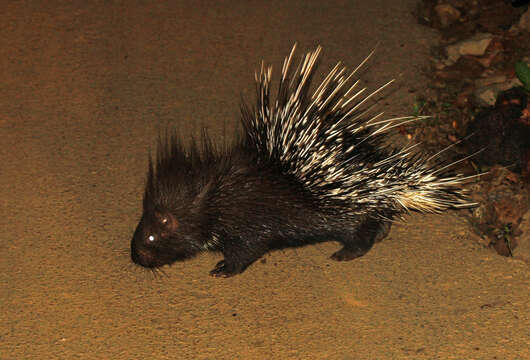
[131,45,472,277]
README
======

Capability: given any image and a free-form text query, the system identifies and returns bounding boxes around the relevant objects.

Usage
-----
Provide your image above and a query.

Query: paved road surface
[1,1,528,359]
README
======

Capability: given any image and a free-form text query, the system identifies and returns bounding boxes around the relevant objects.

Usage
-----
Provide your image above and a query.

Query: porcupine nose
[131,238,157,268]
[131,217,154,267]
[130,236,141,264]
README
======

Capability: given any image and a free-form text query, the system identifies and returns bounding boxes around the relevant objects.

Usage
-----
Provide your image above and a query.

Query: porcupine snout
[130,215,175,268]
[131,215,158,268]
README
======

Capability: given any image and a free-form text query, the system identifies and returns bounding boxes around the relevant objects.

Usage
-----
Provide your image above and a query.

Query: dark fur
[131,133,392,277]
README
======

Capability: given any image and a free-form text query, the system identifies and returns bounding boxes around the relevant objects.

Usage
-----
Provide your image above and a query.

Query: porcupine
[130,45,474,277]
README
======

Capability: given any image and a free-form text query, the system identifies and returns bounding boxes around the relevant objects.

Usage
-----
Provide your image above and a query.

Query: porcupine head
[130,136,216,269]
[130,45,475,276]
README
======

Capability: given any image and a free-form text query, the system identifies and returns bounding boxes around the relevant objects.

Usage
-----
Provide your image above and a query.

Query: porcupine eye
[153,212,179,239]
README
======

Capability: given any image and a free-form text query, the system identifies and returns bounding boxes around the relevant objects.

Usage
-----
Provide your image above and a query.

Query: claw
[330,247,367,261]
[209,260,237,278]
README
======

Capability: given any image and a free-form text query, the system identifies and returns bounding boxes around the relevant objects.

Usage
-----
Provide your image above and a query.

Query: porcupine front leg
[209,236,269,277]
[330,219,392,261]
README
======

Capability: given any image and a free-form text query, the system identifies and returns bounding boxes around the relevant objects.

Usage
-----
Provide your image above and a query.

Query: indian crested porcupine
[131,45,474,277]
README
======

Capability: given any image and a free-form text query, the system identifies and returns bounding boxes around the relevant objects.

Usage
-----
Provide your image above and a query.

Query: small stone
[519,8,530,32]
[473,87,497,107]
[445,33,494,63]
[434,4,461,27]
[473,78,524,107]
[474,75,507,88]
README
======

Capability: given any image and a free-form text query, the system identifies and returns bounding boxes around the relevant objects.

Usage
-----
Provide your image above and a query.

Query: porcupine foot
[209,241,266,277]
[210,260,238,278]
[374,221,392,243]
[330,245,373,261]
[210,258,260,278]
[330,219,391,261]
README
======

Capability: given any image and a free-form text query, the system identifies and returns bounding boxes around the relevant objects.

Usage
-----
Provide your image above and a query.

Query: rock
[446,33,493,64]
[474,87,498,107]
[509,7,530,34]
[434,4,461,27]
[473,78,523,106]
[519,8,530,32]
[468,166,530,258]
[512,211,530,262]
[474,75,507,88]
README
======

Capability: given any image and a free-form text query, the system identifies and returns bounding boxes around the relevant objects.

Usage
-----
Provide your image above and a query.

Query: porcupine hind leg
[209,236,268,277]
[330,219,392,261]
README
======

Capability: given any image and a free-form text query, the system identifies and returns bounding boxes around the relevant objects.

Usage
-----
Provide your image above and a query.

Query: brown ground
[1,1,528,359]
